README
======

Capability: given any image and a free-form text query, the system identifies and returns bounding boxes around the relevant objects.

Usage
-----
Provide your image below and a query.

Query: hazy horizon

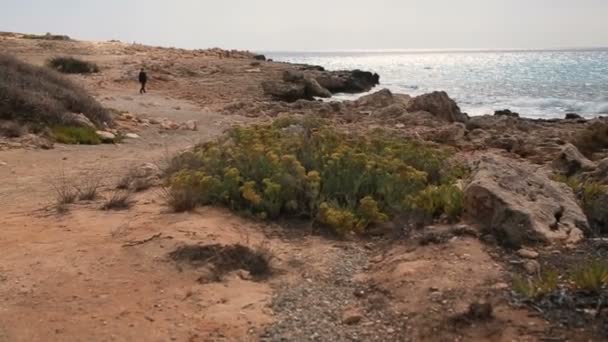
[2,0,608,51]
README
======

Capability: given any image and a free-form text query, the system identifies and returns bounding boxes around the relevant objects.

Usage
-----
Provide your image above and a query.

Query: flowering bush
[165,117,465,234]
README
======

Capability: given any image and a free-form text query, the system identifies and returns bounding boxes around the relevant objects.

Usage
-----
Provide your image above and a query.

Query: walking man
[138,68,148,94]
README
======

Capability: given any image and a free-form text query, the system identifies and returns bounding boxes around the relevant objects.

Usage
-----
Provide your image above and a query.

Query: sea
[267,49,608,119]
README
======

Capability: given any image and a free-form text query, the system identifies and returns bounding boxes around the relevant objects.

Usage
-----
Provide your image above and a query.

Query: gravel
[261,244,410,341]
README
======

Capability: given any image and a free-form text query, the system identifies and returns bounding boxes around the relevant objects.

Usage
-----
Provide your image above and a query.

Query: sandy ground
[0,36,596,341]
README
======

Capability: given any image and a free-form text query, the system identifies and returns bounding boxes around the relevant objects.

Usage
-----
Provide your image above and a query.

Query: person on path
[138,68,148,94]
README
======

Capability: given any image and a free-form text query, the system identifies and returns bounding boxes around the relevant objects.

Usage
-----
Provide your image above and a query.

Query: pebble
[517,248,539,259]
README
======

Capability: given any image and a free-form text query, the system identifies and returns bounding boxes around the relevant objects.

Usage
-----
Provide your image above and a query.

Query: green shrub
[405,184,465,221]
[47,57,99,74]
[552,174,607,235]
[571,260,608,293]
[513,270,559,299]
[52,126,101,145]
[0,54,111,127]
[164,118,464,234]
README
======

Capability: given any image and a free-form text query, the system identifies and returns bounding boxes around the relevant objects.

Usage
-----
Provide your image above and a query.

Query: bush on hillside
[23,32,71,41]
[47,56,99,74]
[164,117,465,234]
[0,54,111,128]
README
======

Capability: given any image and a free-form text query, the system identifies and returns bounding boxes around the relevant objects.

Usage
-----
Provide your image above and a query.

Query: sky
[1,0,607,51]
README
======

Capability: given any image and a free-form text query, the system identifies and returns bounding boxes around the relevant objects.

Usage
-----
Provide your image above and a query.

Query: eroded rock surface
[465,153,588,246]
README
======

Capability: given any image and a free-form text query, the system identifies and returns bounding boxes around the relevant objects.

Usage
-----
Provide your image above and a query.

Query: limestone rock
[464,153,588,247]
[355,88,395,108]
[125,133,140,139]
[552,143,596,176]
[407,91,468,123]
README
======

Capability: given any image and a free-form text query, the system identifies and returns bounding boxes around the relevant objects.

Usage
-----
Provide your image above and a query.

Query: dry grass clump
[102,190,133,211]
[164,117,465,234]
[571,260,608,294]
[47,57,99,74]
[170,242,274,281]
[573,121,608,159]
[0,121,25,138]
[0,54,111,128]
[552,174,607,236]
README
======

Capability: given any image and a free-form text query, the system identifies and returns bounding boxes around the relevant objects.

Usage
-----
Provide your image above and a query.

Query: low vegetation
[170,243,274,281]
[0,54,111,128]
[514,260,608,300]
[164,117,465,234]
[47,56,99,74]
[573,121,608,159]
[22,32,71,41]
[51,126,101,145]
[552,174,607,235]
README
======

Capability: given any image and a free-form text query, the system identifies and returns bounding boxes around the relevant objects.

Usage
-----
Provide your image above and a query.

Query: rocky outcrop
[465,153,588,247]
[565,113,584,120]
[407,91,468,123]
[552,143,596,176]
[253,55,266,61]
[316,70,380,94]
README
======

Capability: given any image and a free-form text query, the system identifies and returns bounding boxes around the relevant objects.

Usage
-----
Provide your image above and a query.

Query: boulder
[494,109,520,118]
[464,153,588,247]
[160,120,179,130]
[407,91,468,123]
[552,143,596,176]
[253,54,266,61]
[355,89,395,108]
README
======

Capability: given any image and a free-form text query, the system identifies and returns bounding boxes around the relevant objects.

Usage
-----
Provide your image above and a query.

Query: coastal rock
[464,153,588,247]
[583,192,608,235]
[304,77,332,98]
[253,54,266,61]
[407,91,468,123]
[552,143,596,176]
[565,113,584,120]
[494,109,520,118]
[316,70,380,93]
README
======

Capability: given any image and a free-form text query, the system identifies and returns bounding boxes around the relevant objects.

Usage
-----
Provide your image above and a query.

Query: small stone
[517,248,539,259]
[96,131,116,142]
[492,282,509,290]
[524,260,541,275]
[125,133,140,139]
[395,123,405,129]
[342,308,364,325]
